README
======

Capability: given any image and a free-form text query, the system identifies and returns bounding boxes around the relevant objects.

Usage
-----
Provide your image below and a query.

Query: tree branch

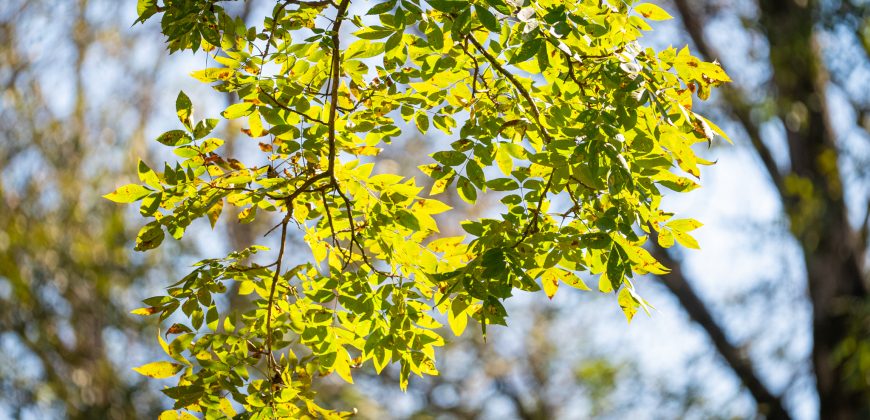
[466,35,555,241]
[327,0,351,177]
[466,36,549,144]
[265,217,289,374]
[260,89,328,125]
[649,239,791,420]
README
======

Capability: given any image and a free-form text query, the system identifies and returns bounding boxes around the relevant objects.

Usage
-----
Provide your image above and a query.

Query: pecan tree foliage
[109,0,729,417]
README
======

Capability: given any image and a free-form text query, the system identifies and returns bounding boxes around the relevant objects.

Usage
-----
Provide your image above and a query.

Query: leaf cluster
[116,0,728,417]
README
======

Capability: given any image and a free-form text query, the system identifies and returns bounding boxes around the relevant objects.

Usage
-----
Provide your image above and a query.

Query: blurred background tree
[0,1,867,419]
[647,1,870,419]
[0,0,174,418]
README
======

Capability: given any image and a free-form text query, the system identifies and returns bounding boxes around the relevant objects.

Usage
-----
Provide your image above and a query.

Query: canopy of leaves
[117,0,728,417]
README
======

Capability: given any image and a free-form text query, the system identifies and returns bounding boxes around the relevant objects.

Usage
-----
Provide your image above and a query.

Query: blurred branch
[860,199,870,254]
[649,237,791,419]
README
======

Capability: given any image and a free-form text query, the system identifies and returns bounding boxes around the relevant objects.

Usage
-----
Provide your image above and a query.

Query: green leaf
[385,31,403,54]
[104,184,151,203]
[193,118,219,139]
[396,209,420,231]
[139,192,162,216]
[366,0,396,15]
[457,177,477,204]
[155,130,192,147]
[454,7,472,34]
[120,0,730,414]
[466,160,486,189]
[426,22,444,51]
[485,0,512,15]
[133,361,183,379]
[428,0,466,13]
[432,150,466,166]
[176,91,192,128]
[136,0,158,23]
[137,160,162,190]
[476,5,500,32]
[415,112,430,132]
[355,27,395,40]
[486,178,519,191]
[136,0,155,15]
[135,221,165,251]
[509,38,542,64]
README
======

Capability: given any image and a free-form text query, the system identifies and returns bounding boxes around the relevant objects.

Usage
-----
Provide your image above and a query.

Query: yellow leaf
[661,127,700,177]
[415,312,442,329]
[221,102,253,119]
[430,177,451,195]
[599,272,613,293]
[448,299,468,336]
[635,3,673,21]
[541,268,560,299]
[672,229,700,249]
[310,241,328,264]
[415,211,439,233]
[238,280,256,295]
[333,348,354,384]
[104,184,151,203]
[158,410,179,420]
[371,346,391,374]
[413,198,452,215]
[560,271,591,291]
[368,173,404,189]
[657,229,675,248]
[667,218,703,232]
[616,241,670,275]
[132,361,183,379]
[158,331,170,356]
[190,68,234,83]
[130,307,158,316]
[495,144,513,176]
[248,109,265,137]
[428,236,465,254]
[618,287,640,323]
[219,398,236,417]
[207,199,223,229]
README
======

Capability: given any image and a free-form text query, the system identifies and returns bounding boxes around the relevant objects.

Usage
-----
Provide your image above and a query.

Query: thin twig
[265,217,290,374]
[261,89,328,125]
[466,35,555,243]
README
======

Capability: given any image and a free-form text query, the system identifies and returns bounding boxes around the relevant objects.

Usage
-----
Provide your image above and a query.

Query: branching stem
[466,35,555,243]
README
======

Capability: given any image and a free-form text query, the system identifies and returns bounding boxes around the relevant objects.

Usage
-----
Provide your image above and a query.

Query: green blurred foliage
[0,1,171,418]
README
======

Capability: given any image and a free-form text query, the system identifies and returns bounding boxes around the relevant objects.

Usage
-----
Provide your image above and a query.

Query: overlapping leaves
[115,0,728,417]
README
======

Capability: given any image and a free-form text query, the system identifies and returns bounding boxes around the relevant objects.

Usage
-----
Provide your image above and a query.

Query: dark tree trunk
[757,1,868,418]
[670,1,869,418]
